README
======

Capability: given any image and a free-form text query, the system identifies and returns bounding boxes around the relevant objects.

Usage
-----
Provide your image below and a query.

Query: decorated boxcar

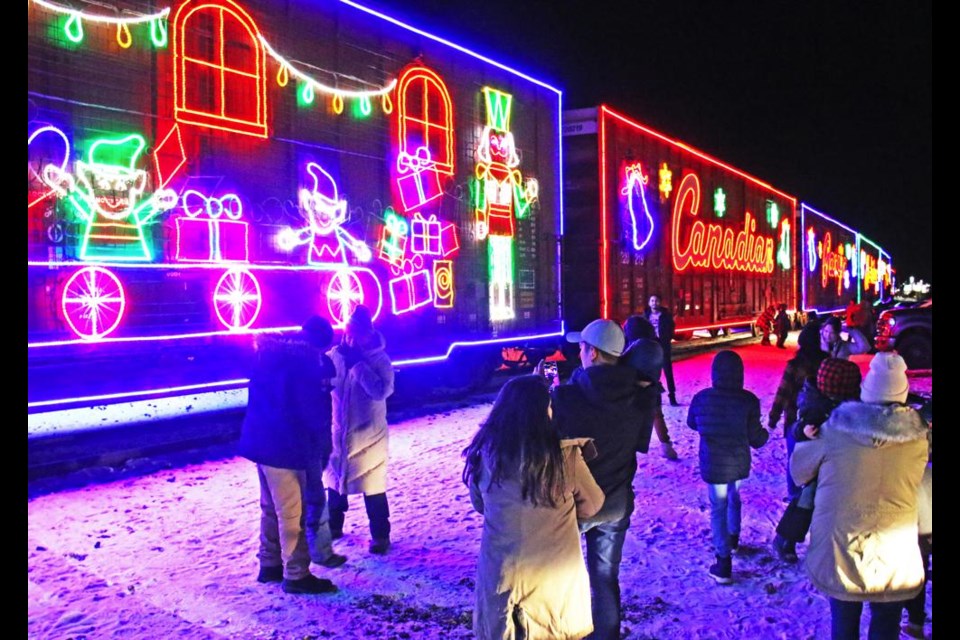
[27,0,563,415]
[561,105,798,337]
[800,203,894,315]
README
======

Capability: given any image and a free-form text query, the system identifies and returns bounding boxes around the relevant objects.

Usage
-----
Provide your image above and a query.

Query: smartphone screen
[543,361,558,378]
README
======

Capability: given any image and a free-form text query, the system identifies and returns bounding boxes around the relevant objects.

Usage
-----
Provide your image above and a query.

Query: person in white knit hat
[791,351,929,639]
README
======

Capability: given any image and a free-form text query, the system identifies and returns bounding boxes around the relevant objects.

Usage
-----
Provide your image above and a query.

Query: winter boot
[281,574,338,595]
[660,441,679,460]
[709,555,732,584]
[668,393,680,407]
[773,534,798,563]
[256,564,284,583]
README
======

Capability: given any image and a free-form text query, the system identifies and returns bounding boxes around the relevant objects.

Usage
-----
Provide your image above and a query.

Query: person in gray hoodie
[686,350,770,584]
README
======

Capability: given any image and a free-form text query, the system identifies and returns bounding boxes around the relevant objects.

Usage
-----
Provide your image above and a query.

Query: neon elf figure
[42,133,177,261]
[278,162,372,265]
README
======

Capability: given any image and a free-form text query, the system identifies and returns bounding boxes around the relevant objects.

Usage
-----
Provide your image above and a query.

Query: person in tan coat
[463,375,604,640]
[791,352,929,639]
[324,305,396,554]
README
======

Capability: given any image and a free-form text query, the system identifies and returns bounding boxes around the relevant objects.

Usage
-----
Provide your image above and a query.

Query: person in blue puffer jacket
[686,349,770,585]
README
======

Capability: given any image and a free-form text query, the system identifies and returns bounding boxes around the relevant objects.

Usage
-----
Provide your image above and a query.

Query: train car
[856,232,895,303]
[799,203,896,315]
[800,203,861,314]
[27,0,564,419]
[562,105,798,338]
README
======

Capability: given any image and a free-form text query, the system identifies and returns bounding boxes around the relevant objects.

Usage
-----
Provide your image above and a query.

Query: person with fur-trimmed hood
[791,352,929,639]
[324,305,396,555]
[238,316,342,595]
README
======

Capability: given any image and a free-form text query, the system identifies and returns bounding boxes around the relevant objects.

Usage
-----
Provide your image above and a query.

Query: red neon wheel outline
[326,269,364,328]
[61,267,126,340]
[213,268,262,330]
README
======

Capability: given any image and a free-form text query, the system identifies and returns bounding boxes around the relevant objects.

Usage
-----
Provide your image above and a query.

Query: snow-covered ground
[27,338,932,639]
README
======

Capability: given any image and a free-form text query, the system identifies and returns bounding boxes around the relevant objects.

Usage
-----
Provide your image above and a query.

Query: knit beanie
[860,351,909,404]
[816,358,862,400]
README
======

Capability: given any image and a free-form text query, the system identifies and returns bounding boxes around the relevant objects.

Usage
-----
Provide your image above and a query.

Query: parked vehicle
[875,298,932,370]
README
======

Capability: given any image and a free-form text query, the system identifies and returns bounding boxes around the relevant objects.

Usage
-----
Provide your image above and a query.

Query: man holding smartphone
[545,318,658,640]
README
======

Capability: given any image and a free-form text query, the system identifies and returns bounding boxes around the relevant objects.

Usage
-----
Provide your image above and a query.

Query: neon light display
[175,191,249,262]
[60,266,126,340]
[42,133,177,261]
[28,125,71,210]
[172,0,268,138]
[671,173,774,274]
[766,201,779,227]
[151,124,187,191]
[819,231,849,295]
[31,0,170,48]
[433,260,454,308]
[620,163,655,252]
[714,187,726,217]
[213,268,262,330]
[28,0,564,416]
[279,162,372,265]
[800,203,858,312]
[777,218,791,270]
[395,65,455,175]
[658,162,673,201]
[488,236,515,321]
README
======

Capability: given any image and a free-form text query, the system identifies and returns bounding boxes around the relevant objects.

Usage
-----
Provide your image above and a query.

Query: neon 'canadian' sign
[671,173,774,273]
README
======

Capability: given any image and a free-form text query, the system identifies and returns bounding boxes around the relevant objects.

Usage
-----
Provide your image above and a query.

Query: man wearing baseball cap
[549,318,657,640]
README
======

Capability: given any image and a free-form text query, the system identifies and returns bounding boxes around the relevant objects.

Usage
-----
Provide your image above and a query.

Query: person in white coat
[324,305,396,554]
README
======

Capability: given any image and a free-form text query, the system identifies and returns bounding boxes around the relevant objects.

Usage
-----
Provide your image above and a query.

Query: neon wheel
[61,267,126,340]
[326,269,364,327]
[213,268,262,330]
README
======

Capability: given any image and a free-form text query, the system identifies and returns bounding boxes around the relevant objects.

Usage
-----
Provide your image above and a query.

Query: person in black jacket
[644,294,679,406]
[621,315,678,460]
[771,357,862,563]
[237,316,344,595]
[547,318,657,640]
[686,350,769,584]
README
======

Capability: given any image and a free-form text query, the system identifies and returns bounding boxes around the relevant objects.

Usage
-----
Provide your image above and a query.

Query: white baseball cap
[566,319,626,357]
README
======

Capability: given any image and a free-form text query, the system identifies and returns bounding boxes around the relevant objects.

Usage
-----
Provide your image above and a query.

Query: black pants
[661,343,676,396]
[327,488,391,541]
[904,534,932,625]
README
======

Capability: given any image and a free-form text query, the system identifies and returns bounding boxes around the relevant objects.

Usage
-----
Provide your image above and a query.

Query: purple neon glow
[27,379,250,410]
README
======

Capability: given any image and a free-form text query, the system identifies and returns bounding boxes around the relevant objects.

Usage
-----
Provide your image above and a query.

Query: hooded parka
[324,330,395,495]
[791,400,929,602]
[469,438,604,640]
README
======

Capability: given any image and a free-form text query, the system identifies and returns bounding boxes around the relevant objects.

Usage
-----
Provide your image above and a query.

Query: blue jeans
[580,514,630,640]
[830,598,906,640]
[707,481,741,557]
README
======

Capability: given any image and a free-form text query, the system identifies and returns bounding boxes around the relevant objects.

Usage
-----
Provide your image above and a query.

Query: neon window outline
[396,65,455,175]
[172,0,268,138]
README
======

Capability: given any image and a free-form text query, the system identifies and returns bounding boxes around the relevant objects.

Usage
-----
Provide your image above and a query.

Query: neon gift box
[389,268,433,314]
[175,217,249,262]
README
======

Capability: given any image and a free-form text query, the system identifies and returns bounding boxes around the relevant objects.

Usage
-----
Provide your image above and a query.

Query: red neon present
[395,147,443,212]
[410,212,442,255]
[175,217,249,262]
[438,221,460,257]
[388,268,434,314]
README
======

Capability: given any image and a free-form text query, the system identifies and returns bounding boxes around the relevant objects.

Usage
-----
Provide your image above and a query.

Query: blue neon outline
[800,203,861,312]
[28,379,250,410]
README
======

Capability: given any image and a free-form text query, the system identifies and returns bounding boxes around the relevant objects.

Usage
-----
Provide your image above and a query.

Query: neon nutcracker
[41,133,177,261]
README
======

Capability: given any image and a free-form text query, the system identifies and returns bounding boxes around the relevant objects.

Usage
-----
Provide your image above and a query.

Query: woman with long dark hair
[463,374,604,640]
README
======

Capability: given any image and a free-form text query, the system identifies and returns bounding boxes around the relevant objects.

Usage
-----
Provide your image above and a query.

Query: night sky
[361,0,932,284]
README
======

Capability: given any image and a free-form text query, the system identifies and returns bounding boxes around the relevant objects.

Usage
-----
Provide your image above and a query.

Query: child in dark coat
[686,350,769,584]
[772,357,862,563]
[775,304,791,348]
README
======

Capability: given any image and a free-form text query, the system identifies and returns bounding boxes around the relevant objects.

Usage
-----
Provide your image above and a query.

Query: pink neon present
[388,268,434,314]
[396,168,442,212]
[175,217,249,262]
[410,212,442,255]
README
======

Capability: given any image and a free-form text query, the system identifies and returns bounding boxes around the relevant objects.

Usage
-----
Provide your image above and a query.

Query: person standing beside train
[645,294,679,406]
[325,305,396,555]
[550,318,656,640]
